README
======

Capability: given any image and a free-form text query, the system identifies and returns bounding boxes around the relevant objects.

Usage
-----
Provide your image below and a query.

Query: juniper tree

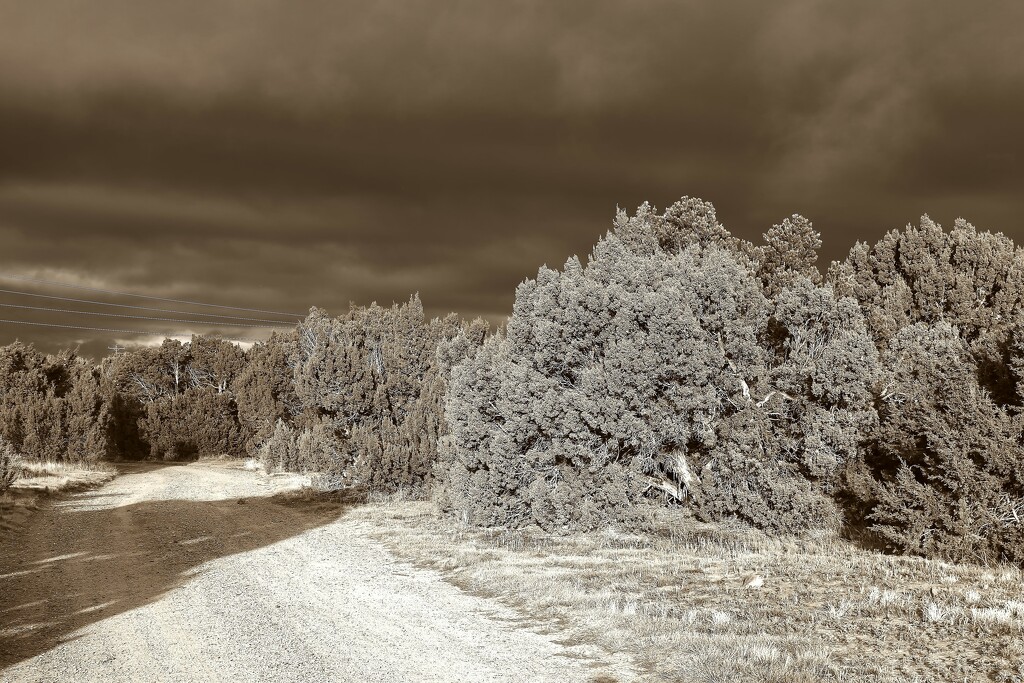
[234,332,301,456]
[114,339,191,403]
[188,334,246,394]
[614,196,753,258]
[844,323,1024,564]
[287,295,467,492]
[829,216,1024,405]
[259,419,296,473]
[0,343,111,463]
[758,215,823,296]
[831,217,1024,561]
[99,354,148,459]
[440,199,879,532]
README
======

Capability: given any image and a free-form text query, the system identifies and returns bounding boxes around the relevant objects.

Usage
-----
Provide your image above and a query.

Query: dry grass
[1,460,117,534]
[13,459,116,493]
[354,501,1024,683]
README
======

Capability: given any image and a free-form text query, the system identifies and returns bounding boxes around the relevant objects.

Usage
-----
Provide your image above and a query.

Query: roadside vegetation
[0,451,115,533]
[11,459,116,493]
[361,499,1024,682]
[0,437,18,494]
[3,195,1024,678]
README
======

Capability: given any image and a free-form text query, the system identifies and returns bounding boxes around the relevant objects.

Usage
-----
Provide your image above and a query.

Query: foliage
[4,198,1024,568]
[757,214,823,296]
[140,387,244,460]
[259,419,299,473]
[0,436,20,492]
[0,343,111,463]
[842,325,1024,564]
[234,332,301,456]
[831,216,1024,563]
[286,295,471,493]
[111,336,248,460]
[829,215,1024,404]
[439,198,878,532]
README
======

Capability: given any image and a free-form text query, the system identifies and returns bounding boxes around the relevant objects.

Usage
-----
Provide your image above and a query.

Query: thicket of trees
[439,201,1024,564]
[103,337,248,460]
[0,342,111,463]
[2,196,1022,565]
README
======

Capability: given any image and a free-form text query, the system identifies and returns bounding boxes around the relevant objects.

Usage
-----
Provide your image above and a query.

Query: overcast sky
[1,1,1022,357]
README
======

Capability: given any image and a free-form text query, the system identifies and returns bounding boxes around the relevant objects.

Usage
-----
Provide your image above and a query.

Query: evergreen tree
[234,331,301,456]
[440,199,879,532]
[829,216,1024,404]
[832,217,1024,562]
[285,295,468,492]
[0,343,111,463]
[757,215,823,296]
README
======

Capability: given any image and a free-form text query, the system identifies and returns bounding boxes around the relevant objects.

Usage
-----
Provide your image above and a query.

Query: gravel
[0,462,620,682]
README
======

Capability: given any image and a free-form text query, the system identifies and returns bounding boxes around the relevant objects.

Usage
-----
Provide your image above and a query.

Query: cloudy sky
[1,1,1022,357]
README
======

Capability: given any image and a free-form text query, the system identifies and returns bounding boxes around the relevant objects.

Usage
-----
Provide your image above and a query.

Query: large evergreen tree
[234,331,301,456]
[440,198,879,531]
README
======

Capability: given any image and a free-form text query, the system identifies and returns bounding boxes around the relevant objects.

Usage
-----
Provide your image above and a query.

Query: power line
[0,287,300,325]
[0,273,305,318]
[0,301,294,328]
[0,318,262,344]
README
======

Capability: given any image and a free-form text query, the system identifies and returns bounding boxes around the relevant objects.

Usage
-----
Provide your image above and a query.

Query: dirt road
[0,462,628,682]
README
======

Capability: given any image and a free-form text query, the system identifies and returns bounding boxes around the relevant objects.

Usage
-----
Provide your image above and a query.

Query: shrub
[439,198,879,532]
[0,343,111,464]
[843,323,1024,564]
[259,419,299,473]
[832,217,1024,563]
[0,437,20,492]
[257,418,351,492]
[140,387,244,460]
[288,295,467,493]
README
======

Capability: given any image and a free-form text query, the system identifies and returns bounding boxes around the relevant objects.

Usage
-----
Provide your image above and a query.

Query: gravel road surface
[0,462,627,682]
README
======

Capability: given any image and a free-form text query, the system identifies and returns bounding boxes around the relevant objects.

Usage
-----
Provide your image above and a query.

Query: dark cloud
[0,1,1022,357]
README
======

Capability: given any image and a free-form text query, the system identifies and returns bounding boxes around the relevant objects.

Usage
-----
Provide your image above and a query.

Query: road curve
[0,462,623,682]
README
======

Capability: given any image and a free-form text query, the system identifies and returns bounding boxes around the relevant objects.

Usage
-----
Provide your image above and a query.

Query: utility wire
[0,287,300,325]
[0,301,294,328]
[0,273,305,318]
[0,318,262,344]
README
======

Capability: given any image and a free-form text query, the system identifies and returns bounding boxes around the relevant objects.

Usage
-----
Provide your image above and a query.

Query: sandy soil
[0,462,631,682]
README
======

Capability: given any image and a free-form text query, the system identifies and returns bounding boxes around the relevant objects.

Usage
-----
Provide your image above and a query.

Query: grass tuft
[352,502,1024,682]
[14,459,116,493]
[2,459,117,535]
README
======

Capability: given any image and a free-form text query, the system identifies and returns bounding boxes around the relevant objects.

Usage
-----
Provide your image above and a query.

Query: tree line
[2,196,1023,566]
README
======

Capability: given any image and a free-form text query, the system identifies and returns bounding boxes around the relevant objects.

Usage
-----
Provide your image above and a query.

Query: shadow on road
[0,480,357,669]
